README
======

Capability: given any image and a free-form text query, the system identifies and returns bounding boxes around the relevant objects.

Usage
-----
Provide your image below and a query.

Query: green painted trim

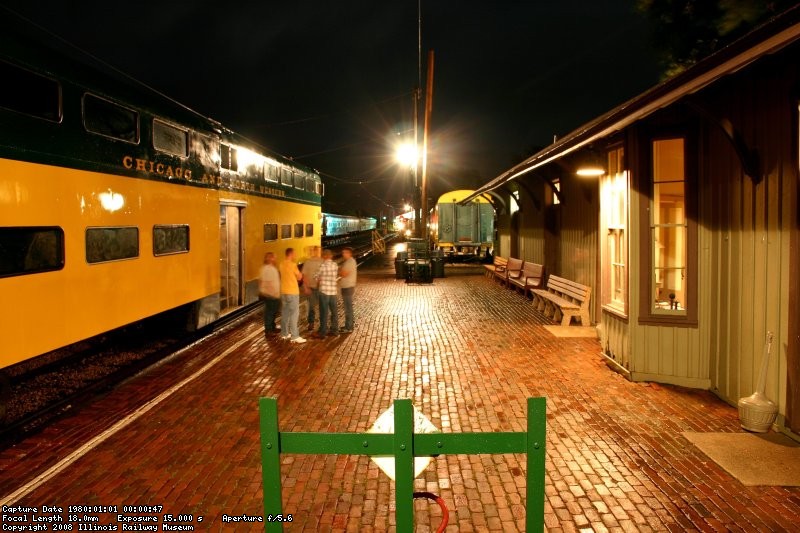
[258,397,547,532]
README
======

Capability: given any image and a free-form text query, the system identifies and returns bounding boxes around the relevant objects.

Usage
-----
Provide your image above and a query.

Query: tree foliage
[636,0,796,78]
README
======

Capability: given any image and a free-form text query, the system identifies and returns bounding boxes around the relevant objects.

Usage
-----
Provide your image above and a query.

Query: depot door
[220,204,243,313]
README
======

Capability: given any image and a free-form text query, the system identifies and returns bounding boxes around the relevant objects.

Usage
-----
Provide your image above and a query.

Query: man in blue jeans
[338,247,357,333]
[279,248,306,344]
[314,248,339,338]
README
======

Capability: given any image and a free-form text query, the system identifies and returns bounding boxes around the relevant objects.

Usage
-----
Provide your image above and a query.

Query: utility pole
[421,49,434,244]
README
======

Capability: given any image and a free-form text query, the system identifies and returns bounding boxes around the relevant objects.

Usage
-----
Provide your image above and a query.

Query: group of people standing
[258,246,357,343]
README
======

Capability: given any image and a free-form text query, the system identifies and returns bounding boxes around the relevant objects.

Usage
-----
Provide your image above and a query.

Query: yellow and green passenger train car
[0,12,322,376]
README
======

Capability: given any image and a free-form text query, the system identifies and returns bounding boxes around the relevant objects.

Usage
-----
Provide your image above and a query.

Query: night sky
[7,1,660,215]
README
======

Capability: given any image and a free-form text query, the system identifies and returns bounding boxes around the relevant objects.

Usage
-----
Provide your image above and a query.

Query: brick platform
[1,254,799,532]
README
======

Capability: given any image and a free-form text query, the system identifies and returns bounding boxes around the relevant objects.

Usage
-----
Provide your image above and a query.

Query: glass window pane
[265,164,279,182]
[294,172,305,189]
[86,227,139,263]
[305,223,314,237]
[0,61,61,121]
[294,223,304,238]
[84,94,138,143]
[153,225,189,255]
[280,224,291,239]
[653,225,686,310]
[652,138,685,183]
[264,224,278,241]
[280,168,292,186]
[0,226,64,277]
[153,119,188,157]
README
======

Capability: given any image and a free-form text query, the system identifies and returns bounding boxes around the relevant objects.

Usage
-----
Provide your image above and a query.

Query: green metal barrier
[259,397,546,532]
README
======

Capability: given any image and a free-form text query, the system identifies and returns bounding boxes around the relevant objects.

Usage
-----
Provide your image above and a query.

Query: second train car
[431,190,495,259]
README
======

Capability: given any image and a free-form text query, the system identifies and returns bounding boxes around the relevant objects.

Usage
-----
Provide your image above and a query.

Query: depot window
[264,223,278,242]
[86,226,139,263]
[153,225,189,256]
[0,226,64,278]
[294,223,304,238]
[305,224,314,237]
[639,136,697,326]
[83,94,139,144]
[0,60,61,122]
[600,146,628,316]
[153,119,188,157]
[280,224,292,239]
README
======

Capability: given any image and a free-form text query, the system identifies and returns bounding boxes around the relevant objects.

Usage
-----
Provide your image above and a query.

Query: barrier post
[393,399,415,532]
[259,398,284,533]
[526,397,546,533]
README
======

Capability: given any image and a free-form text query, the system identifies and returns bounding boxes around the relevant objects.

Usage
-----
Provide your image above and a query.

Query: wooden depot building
[468,6,800,438]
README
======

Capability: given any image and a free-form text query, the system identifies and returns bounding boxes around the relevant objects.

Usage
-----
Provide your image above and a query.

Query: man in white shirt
[258,252,281,336]
[314,248,340,338]
[339,247,357,333]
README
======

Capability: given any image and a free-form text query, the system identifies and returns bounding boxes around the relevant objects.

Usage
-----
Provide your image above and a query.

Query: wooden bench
[532,275,591,326]
[483,256,507,278]
[509,262,544,296]
[494,257,523,286]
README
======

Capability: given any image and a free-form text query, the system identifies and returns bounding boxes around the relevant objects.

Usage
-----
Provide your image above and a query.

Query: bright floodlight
[396,143,418,167]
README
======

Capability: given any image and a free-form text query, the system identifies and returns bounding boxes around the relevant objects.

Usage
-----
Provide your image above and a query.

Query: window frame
[85,226,140,264]
[82,93,140,144]
[0,60,63,123]
[152,224,190,256]
[152,118,189,158]
[638,132,698,327]
[305,223,314,237]
[294,223,304,238]
[0,226,65,278]
[600,144,628,318]
[280,224,292,239]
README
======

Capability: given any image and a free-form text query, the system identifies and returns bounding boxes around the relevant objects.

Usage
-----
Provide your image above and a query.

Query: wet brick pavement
[1,257,799,532]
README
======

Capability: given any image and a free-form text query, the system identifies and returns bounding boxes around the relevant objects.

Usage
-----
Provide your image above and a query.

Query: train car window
[153,225,189,256]
[153,119,188,157]
[305,179,316,193]
[85,226,139,263]
[0,227,64,278]
[281,168,294,186]
[280,224,292,239]
[315,182,325,196]
[265,164,279,183]
[264,223,278,241]
[221,144,238,171]
[0,61,61,122]
[305,224,314,237]
[294,223,304,238]
[293,172,305,190]
[83,94,139,143]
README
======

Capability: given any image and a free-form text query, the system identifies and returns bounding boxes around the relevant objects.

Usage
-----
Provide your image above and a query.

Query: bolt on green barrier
[259,397,546,532]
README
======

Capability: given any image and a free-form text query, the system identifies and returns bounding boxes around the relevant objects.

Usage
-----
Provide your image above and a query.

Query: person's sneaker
[290,337,307,344]
[328,331,339,337]
[281,334,291,340]
[341,328,353,333]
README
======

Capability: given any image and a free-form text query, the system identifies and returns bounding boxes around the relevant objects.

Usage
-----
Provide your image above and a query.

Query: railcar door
[219,204,243,313]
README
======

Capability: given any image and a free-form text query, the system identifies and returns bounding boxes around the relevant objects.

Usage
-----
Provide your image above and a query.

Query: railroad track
[0,302,260,448]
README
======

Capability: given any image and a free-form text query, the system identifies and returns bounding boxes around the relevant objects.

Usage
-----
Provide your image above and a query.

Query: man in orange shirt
[278,248,306,344]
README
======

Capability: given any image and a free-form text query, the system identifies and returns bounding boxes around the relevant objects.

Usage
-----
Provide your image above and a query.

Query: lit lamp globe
[396,143,418,168]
